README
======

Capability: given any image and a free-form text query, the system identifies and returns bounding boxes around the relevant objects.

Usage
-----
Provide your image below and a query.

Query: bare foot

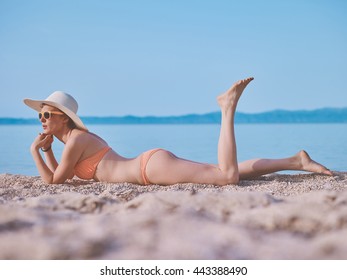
[217,77,254,112]
[296,150,333,175]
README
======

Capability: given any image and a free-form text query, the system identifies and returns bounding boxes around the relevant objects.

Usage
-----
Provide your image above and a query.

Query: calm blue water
[0,124,346,176]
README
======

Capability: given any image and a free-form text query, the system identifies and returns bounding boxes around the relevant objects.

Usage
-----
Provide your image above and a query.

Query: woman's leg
[146,77,254,185]
[145,78,332,186]
[238,150,333,179]
[215,77,254,181]
[145,149,332,185]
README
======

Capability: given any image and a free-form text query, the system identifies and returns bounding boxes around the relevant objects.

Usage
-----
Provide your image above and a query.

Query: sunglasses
[39,111,64,120]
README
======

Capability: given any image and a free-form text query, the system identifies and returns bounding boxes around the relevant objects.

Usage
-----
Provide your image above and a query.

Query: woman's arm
[43,148,75,179]
[31,133,81,183]
[39,134,58,172]
[42,148,59,172]
[31,133,55,183]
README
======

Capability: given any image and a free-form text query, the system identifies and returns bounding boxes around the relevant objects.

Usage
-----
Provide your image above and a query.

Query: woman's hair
[67,118,77,129]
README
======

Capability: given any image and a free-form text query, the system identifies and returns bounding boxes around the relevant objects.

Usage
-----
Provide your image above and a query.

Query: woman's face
[40,105,66,134]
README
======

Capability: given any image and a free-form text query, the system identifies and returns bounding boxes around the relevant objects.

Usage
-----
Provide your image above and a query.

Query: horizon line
[2,106,347,119]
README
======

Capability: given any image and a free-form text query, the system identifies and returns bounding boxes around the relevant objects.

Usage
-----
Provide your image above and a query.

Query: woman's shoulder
[70,129,89,141]
[66,130,109,160]
[70,129,107,146]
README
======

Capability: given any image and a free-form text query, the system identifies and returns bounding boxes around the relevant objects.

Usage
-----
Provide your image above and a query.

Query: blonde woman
[24,77,332,185]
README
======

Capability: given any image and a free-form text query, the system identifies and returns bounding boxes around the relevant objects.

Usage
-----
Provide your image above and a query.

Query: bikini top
[74,146,111,180]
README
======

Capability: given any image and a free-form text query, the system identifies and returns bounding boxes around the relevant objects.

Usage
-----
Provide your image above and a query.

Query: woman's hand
[31,133,54,152]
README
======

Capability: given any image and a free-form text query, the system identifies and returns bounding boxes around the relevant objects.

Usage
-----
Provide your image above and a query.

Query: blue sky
[1,0,346,117]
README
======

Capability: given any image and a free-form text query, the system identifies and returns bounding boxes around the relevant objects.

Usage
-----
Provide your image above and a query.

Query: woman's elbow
[42,175,66,184]
[52,178,67,184]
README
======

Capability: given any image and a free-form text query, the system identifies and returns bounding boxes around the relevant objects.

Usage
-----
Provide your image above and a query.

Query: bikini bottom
[140,148,164,185]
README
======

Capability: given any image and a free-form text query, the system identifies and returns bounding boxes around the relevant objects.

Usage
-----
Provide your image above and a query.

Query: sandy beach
[0,172,346,259]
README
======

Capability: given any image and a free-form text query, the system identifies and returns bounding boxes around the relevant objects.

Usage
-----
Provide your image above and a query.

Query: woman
[24,77,332,185]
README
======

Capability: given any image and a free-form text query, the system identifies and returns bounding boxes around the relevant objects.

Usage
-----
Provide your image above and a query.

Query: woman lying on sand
[24,77,332,185]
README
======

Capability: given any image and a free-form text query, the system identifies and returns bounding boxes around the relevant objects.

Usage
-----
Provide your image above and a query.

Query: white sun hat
[23,91,88,131]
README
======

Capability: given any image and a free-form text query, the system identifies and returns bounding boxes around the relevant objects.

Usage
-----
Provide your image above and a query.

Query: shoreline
[0,172,346,259]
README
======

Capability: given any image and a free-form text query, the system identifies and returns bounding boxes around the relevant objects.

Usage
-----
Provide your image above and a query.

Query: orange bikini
[74,147,111,180]
[140,148,164,185]
[74,146,162,184]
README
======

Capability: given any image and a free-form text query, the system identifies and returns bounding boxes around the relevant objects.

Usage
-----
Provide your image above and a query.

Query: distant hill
[234,108,347,124]
[1,108,347,125]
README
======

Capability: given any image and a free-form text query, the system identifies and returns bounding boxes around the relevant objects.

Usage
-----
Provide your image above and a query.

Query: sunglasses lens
[39,112,52,119]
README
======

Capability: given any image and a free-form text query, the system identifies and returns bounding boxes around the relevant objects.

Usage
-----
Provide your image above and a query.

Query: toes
[239,77,254,86]
[323,169,333,176]
[244,77,254,83]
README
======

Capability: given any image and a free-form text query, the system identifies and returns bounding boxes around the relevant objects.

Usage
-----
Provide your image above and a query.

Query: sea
[0,123,346,176]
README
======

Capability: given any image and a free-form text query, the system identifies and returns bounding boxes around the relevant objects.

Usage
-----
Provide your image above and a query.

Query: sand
[0,172,346,259]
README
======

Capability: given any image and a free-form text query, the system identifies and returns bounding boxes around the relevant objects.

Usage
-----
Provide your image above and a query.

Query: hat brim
[23,98,88,131]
